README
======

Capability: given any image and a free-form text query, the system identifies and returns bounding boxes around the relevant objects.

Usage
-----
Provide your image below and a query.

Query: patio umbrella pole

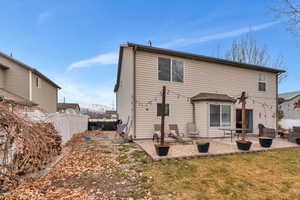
[160,86,166,146]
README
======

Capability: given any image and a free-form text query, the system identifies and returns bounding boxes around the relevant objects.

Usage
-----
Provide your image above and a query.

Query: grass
[142,148,300,200]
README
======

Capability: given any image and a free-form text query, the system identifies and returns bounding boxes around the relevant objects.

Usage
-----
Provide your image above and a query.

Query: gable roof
[279,91,300,101]
[0,51,61,89]
[191,92,236,103]
[114,43,285,92]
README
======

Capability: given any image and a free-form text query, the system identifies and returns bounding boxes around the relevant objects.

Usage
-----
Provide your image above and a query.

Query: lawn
[139,148,300,200]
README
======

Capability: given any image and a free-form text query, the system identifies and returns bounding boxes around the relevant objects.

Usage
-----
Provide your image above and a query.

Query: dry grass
[144,148,300,200]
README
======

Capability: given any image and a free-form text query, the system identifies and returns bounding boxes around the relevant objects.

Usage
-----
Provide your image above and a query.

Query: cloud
[56,78,115,106]
[37,10,52,24]
[68,51,118,70]
[160,21,279,48]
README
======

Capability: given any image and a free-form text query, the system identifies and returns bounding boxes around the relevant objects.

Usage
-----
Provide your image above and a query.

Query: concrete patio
[135,137,300,161]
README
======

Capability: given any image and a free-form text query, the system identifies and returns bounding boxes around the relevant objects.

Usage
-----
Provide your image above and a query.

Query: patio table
[219,128,248,142]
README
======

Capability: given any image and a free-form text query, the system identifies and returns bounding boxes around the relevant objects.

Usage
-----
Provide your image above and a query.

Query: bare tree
[270,0,300,38]
[225,34,287,82]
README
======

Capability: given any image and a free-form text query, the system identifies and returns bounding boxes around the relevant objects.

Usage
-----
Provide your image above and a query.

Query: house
[278,91,300,129]
[0,51,60,112]
[114,43,285,139]
[57,103,80,114]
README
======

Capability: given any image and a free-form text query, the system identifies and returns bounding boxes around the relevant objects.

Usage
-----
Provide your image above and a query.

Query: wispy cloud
[37,10,52,24]
[68,51,118,70]
[160,21,279,48]
[56,78,114,106]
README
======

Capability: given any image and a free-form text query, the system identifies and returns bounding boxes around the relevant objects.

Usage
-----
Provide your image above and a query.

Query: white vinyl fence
[47,113,89,144]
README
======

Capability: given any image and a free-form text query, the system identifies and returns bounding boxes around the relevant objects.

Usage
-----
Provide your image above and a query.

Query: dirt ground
[1,131,153,200]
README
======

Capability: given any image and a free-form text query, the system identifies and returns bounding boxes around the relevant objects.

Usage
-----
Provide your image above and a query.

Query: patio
[135,137,300,161]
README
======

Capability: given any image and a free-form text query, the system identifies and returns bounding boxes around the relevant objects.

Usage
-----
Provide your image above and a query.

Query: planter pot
[259,137,273,148]
[295,138,300,145]
[155,144,170,156]
[236,140,252,151]
[197,143,210,153]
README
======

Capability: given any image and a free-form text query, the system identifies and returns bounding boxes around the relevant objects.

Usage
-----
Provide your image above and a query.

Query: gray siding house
[279,91,300,119]
[115,43,285,139]
[0,51,60,112]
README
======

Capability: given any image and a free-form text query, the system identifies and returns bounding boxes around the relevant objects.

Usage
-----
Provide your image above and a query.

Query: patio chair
[168,124,193,144]
[258,124,276,138]
[288,126,300,143]
[153,124,176,143]
[186,122,200,138]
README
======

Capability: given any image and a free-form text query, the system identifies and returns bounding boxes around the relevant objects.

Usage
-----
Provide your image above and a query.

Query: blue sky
[0,0,299,106]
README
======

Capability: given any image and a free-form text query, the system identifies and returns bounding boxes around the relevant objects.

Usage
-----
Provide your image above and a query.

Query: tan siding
[116,47,134,135]
[135,51,277,139]
[0,69,4,88]
[31,73,57,113]
[0,55,29,99]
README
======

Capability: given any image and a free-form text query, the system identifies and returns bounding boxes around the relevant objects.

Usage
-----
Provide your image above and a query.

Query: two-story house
[0,51,60,112]
[114,43,285,139]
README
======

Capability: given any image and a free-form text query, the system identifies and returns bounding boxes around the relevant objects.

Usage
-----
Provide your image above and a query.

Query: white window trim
[209,104,231,128]
[36,77,42,88]
[157,56,184,83]
[258,73,267,92]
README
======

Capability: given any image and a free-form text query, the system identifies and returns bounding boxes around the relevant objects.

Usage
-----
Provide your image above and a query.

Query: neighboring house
[0,51,60,112]
[57,103,81,114]
[278,91,300,120]
[114,43,285,139]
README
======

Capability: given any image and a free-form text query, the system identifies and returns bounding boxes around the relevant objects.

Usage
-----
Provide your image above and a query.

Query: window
[210,104,231,127]
[157,103,169,116]
[210,104,220,127]
[258,74,266,91]
[158,57,171,81]
[158,57,183,83]
[36,77,42,88]
[172,60,183,82]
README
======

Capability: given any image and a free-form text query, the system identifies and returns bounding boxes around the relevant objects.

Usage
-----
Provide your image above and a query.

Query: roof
[0,51,61,89]
[114,43,286,92]
[0,88,38,106]
[279,91,300,101]
[57,103,80,111]
[191,92,236,103]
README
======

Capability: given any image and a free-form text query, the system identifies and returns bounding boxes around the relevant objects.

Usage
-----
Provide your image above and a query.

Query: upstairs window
[258,74,266,91]
[36,77,42,88]
[158,57,183,83]
[158,57,171,81]
[157,103,169,116]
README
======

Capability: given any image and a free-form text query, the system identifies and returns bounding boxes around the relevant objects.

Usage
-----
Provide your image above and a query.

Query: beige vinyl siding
[0,69,4,88]
[0,55,29,99]
[116,47,134,135]
[135,51,277,139]
[31,73,57,113]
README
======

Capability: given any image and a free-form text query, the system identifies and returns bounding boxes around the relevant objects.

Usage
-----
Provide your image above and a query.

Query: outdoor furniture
[186,122,200,138]
[219,128,247,142]
[259,127,276,138]
[169,124,193,144]
[288,126,300,143]
[153,124,176,144]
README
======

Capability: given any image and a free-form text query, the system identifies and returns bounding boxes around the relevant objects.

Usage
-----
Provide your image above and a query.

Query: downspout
[29,71,32,101]
[133,46,137,138]
[276,73,279,131]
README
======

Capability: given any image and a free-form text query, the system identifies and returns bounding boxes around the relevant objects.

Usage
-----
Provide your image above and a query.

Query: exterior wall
[0,69,4,88]
[31,73,58,113]
[195,101,236,137]
[135,51,277,139]
[0,55,29,99]
[116,47,134,135]
[280,96,300,119]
